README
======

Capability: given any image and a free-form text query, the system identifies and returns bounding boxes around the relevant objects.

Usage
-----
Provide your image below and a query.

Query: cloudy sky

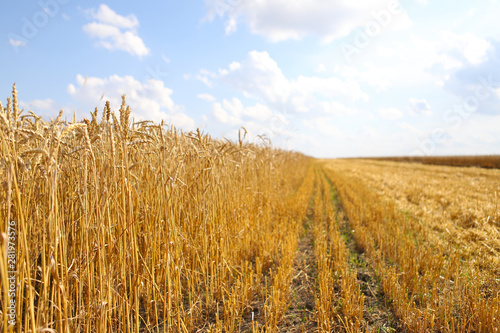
[2,0,500,157]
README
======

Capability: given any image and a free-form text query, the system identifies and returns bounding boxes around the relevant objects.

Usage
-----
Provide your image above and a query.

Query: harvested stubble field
[321,159,500,332]
[1,86,499,332]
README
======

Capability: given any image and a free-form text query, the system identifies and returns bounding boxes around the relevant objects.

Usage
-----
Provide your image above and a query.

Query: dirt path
[277,214,318,332]
[329,183,403,332]
[241,165,403,332]
[276,166,401,332]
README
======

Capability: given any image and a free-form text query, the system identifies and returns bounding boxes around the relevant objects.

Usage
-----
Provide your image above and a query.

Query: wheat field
[1,86,499,332]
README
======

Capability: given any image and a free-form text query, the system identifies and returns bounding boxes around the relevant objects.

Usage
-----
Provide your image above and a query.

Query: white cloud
[212,98,274,125]
[338,32,492,93]
[397,122,423,136]
[208,97,293,146]
[407,114,500,156]
[341,35,445,91]
[315,64,326,73]
[408,98,432,116]
[420,31,491,71]
[378,107,403,120]
[67,74,194,130]
[460,115,500,145]
[361,125,381,139]
[203,0,243,21]
[203,51,366,151]
[162,54,171,63]
[219,51,290,104]
[440,31,491,65]
[88,4,139,29]
[197,93,216,102]
[212,102,235,125]
[318,100,360,115]
[188,69,218,88]
[303,117,345,139]
[218,51,367,115]
[19,99,76,119]
[196,75,214,88]
[83,4,149,57]
[341,62,402,92]
[20,98,56,112]
[211,0,412,43]
[9,38,26,48]
[294,75,368,102]
[436,39,500,116]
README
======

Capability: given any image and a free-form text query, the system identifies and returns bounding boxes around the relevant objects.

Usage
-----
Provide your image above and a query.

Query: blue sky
[2,0,500,157]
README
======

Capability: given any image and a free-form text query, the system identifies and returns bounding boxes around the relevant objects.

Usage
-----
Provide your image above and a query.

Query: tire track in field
[276,178,318,332]
[324,170,403,332]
